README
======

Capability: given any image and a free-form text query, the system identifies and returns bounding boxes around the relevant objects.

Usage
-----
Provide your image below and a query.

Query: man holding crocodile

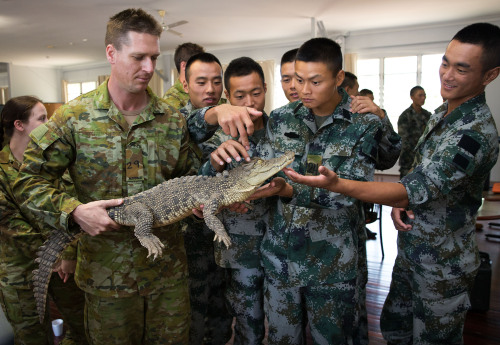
[13,8,261,345]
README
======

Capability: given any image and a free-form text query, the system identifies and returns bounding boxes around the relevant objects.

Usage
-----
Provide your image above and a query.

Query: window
[357,54,443,126]
[66,81,97,102]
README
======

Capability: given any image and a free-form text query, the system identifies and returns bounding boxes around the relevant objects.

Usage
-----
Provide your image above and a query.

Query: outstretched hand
[283,166,339,191]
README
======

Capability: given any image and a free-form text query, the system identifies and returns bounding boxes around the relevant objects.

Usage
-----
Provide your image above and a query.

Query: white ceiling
[1,0,500,68]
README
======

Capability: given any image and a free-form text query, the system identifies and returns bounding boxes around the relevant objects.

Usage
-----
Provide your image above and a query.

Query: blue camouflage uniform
[381,93,499,344]
[255,89,385,344]
[14,80,201,345]
[199,112,270,345]
[179,100,233,345]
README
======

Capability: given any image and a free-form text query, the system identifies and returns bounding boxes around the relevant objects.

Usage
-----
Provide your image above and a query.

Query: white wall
[9,64,61,102]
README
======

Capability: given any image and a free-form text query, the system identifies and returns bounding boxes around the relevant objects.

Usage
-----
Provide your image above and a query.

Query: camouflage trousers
[354,231,368,345]
[264,277,356,345]
[84,279,190,345]
[184,224,233,345]
[0,273,86,345]
[225,267,265,345]
[380,256,477,345]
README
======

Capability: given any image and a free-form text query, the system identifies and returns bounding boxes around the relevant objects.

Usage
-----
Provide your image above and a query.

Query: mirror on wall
[0,62,10,105]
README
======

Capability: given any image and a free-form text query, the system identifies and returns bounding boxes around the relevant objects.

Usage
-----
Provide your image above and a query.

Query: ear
[180,61,187,72]
[106,44,116,64]
[13,120,25,132]
[224,90,230,100]
[336,70,345,87]
[182,79,189,93]
[263,82,267,93]
[483,66,500,86]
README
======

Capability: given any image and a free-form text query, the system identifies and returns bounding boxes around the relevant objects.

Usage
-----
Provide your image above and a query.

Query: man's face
[184,61,223,108]
[281,62,299,102]
[411,89,426,107]
[294,60,343,116]
[225,72,267,115]
[439,39,488,109]
[345,80,359,97]
[106,31,160,94]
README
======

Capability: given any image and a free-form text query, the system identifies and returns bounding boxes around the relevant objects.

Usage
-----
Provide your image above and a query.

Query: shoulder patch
[30,124,49,141]
[458,134,480,155]
[452,152,470,171]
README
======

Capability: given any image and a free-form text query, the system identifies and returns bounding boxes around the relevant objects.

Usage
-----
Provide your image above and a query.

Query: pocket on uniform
[418,291,470,343]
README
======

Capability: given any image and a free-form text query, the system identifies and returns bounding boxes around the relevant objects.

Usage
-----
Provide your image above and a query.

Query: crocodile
[33,151,295,322]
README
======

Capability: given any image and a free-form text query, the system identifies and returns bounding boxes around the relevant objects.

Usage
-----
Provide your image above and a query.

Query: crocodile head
[237,151,295,188]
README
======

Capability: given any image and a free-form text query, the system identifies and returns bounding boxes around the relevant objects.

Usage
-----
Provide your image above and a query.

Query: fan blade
[165,20,188,29]
[166,29,183,37]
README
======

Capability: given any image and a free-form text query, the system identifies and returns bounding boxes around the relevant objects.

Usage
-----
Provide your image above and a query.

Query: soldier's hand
[54,260,76,283]
[72,199,123,236]
[350,95,385,119]
[248,177,293,200]
[210,139,251,172]
[205,104,262,150]
[391,208,414,231]
[284,166,339,191]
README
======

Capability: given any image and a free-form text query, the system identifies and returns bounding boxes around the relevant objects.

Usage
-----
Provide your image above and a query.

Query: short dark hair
[0,95,42,148]
[452,22,500,72]
[359,89,373,97]
[281,48,299,66]
[105,8,162,50]
[341,71,357,89]
[184,53,222,83]
[224,57,265,94]
[296,38,342,76]
[410,86,424,97]
[174,42,205,72]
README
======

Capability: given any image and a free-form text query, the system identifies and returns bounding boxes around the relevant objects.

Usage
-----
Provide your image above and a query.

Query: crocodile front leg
[202,199,232,248]
[125,203,165,259]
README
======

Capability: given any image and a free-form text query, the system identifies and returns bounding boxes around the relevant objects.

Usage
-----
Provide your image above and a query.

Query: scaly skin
[33,151,294,322]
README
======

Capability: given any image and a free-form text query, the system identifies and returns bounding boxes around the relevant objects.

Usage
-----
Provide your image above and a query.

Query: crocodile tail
[33,230,78,323]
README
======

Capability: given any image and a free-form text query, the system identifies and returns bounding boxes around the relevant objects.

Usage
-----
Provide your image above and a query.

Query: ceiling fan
[157,10,188,37]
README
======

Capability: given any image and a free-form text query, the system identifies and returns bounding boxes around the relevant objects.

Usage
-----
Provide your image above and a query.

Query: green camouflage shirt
[397,105,431,176]
[400,93,498,279]
[256,90,385,288]
[163,79,190,110]
[14,80,200,297]
[0,145,76,289]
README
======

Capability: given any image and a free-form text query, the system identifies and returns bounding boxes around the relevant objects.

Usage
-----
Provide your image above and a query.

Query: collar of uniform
[93,79,164,117]
[0,145,20,169]
[442,92,486,125]
[174,79,187,96]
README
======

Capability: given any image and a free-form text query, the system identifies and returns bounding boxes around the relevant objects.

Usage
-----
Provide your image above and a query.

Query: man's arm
[187,104,262,149]
[350,96,402,169]
[283,166,409,208]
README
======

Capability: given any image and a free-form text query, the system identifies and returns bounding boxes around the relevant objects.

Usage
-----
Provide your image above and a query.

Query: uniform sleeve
[376,114,401,170]
[185,106,219,143]
[401,129,494,209]
[170,115,202,178]
[13,110,82,234]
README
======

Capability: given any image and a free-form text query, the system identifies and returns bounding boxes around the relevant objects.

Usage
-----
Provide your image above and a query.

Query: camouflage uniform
[179,101,233,345]
[163,79,190,110]
[397,105,431,178]
[256,89,385,344]
[199,113,269,345]
[381,93,499,344]
[0,145,87,345]
[14,80,200,345]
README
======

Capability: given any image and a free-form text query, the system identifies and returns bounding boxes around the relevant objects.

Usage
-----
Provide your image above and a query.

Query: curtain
[344,53,358,74]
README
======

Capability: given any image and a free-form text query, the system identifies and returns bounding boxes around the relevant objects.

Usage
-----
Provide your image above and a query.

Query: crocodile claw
[213,233,232,249]
[137,235,165,260]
